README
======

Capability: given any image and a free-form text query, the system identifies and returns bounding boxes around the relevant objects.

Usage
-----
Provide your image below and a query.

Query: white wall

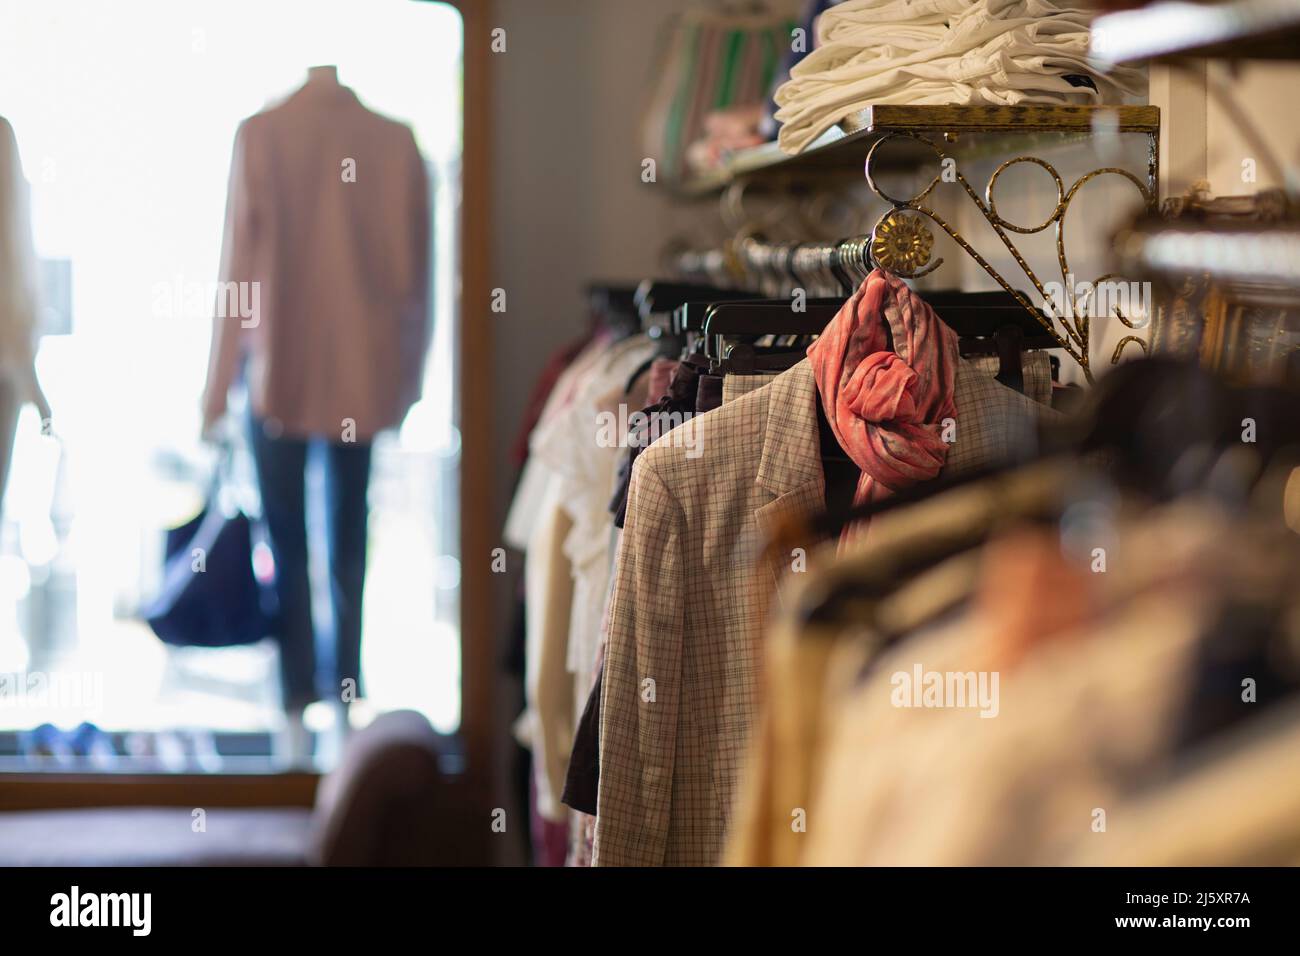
[489,0,693,534]
[1204,61,1300,196]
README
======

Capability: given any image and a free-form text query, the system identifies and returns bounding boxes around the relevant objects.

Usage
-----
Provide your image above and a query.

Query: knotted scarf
[807,269,959,547]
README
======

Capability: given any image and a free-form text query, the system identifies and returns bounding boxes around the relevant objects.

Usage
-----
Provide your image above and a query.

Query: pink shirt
[203,73,431,440]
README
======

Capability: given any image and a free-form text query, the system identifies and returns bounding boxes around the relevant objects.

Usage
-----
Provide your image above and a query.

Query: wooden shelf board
[675,104,1158,198]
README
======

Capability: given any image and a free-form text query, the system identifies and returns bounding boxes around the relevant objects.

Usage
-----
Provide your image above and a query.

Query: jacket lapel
[752,360,828,602]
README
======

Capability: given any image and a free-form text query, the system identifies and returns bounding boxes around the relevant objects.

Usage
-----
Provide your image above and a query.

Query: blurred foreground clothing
[203,67,431,440]
[726,466,1300,866]
[0,115,51,502]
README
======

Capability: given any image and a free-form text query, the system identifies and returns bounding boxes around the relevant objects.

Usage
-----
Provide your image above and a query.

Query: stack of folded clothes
[773,0,1146,154]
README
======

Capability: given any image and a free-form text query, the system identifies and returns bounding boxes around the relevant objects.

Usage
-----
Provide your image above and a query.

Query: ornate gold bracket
[863,129,1159,382]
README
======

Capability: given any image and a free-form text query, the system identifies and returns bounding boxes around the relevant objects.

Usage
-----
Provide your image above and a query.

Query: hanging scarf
[807,269,959,547]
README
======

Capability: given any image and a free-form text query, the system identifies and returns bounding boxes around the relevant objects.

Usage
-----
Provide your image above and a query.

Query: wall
[1151,60,1300,198]
[488,0,692,534]
[1204,61,1300,196]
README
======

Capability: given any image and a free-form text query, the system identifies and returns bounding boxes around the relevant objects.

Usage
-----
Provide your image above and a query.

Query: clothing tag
[1062,74,1098,92]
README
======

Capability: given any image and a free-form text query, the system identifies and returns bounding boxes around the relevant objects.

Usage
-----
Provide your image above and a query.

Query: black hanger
[672,282,1057,393]
[698,293,1055,388]
[716,342,809,375]
[995,324,1027,394]
[585,283,641,338]
[634,281,761,322]
[629,285,763,358]
[917,289,1049,335]
[702,300,842,364]
[586,282,639,311]
[670,295,842,335]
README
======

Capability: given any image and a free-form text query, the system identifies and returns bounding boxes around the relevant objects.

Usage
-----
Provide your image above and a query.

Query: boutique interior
[1,0,1299,867]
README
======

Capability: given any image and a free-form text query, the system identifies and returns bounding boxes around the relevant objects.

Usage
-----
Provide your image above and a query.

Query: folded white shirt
[775,0,1145,153]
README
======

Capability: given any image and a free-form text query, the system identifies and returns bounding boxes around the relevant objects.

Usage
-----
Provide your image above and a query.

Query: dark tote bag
[143,469,277,648]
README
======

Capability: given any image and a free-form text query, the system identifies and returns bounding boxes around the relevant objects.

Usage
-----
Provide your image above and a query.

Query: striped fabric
[642,9,796,182]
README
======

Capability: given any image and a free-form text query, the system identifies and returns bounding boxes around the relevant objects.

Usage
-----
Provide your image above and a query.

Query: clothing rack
[669,234,1065,352]
[673,105,1162,382]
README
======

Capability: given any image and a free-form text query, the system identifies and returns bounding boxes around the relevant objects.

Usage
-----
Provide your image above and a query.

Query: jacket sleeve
[397,130,431,413]
[202,120,257,422]
[592,456,685,866]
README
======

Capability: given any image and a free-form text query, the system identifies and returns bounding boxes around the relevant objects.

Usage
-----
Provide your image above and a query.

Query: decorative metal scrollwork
[863,130,1158,382]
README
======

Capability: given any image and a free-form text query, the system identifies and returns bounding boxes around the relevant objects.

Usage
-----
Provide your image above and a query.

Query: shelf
[1117,219,1300,289]
[1091,0,1300,64]
[675,104,1160,198]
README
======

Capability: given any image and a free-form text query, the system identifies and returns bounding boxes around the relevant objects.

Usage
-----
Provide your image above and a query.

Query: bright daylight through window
[0,0,464,771]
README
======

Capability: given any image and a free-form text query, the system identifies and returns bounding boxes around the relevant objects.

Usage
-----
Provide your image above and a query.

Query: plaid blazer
[593,356,1054,866]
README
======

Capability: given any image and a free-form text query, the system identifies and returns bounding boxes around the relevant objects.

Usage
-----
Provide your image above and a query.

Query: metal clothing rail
[671,105,1163,382]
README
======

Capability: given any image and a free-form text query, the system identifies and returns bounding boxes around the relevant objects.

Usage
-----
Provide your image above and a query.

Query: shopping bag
[142,475,276,648]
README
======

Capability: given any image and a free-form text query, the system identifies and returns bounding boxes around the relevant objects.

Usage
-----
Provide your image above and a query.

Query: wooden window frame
[0,2,498,834]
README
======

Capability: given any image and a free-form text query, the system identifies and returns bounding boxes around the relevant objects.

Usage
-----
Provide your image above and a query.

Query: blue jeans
[249,416,372,710]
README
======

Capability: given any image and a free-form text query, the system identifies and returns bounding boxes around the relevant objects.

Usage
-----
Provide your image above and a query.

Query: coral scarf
[807,269,959,546]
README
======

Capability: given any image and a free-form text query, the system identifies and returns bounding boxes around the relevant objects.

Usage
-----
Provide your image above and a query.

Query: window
[0,0,464,766]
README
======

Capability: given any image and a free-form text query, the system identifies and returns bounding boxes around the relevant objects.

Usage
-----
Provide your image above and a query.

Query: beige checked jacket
[593,356,1053,866]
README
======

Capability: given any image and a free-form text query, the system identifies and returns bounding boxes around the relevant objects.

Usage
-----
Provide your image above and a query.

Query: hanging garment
[518,473,577,824]
[594,288,1056,866]
[721,598,868,868]
[202,69,431,440]
[0,114,50,502]
[799,500,1230,866]
[544,336,657,703]
[0,378,19,505]
[0,116,41,395]
[1065,699,1300,866]
[646,357,680,403]
[694,371,725,414]
[503,333,604,727]
[510,335,594,470]
[609,352,1049,530]
[505,331,617,864]
[507,336,611,826]
[722,370,783,403]
[516,334,656,824]
[724,457,1065,866]
[506,333,614,552]
[968,351,1052,406]
[773,0,1146,154]
[565,368,779,823]
[611,357,703,530]
[805,592,1203,865]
